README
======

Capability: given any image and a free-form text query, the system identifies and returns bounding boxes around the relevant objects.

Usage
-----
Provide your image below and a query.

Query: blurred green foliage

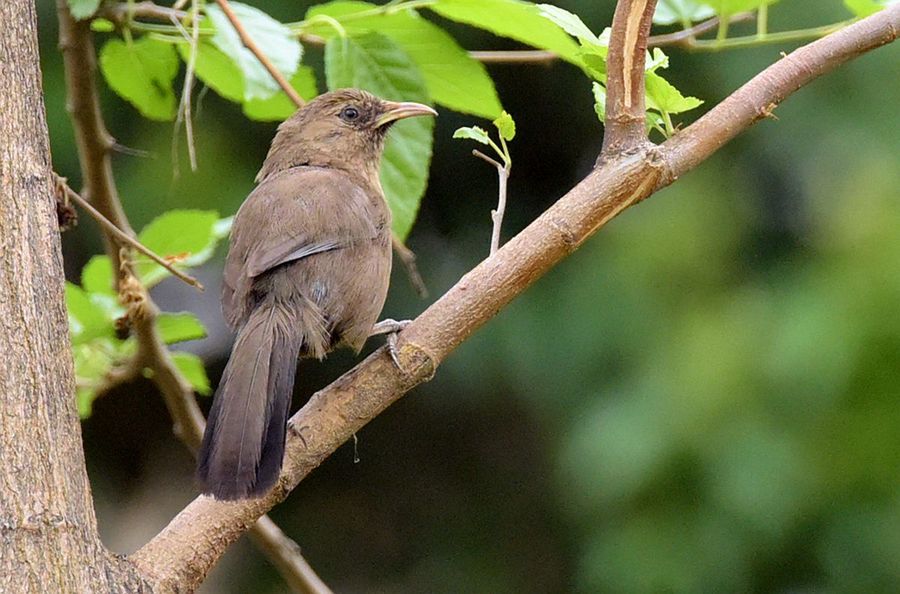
[42,0,899,592]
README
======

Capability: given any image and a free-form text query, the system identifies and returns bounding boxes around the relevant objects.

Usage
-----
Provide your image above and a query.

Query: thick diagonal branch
[131,4,900,591]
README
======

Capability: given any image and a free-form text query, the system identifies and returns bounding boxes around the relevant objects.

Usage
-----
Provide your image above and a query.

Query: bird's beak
[375,101,438,128]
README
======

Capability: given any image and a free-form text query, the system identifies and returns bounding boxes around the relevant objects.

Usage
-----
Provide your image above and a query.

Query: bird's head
[257,89,437,183]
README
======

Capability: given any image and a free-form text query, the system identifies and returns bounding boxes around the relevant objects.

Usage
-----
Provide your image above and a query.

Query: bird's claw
[371,318,411,336]
[372,318,411,371]
[386,332,402,369]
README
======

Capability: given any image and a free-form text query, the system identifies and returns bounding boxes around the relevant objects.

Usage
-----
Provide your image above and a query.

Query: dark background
[37,1,899,592]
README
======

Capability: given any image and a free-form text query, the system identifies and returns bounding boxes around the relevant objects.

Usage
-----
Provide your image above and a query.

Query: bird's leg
[371,318,411,369]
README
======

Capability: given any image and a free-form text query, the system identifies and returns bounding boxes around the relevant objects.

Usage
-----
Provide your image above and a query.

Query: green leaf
[325,33,434,240]
[493,111,516,141]
[844,0,898,17]
[157,312,208,344]
[76,387,96,419]
[307,1,502,118]
[427,0,582,65]
[453,126,491,144]
[243,66,318,121]
[66,282,115,345]
[91,18,115,33]
[579,44,608,81]
[645,71,703,114]
[654,0,716,25]
[206,3,302,101]
[537,4,602,45]
[706,0,779,17]
[81,255,115,296]
[73,344,115,418]
[172,352,211,395]
[646,48,670,74]
[68,0,102,20]
[99,37,179,121]
[592,82,607,122]
[179,39,244,102]
[136,210,223,287]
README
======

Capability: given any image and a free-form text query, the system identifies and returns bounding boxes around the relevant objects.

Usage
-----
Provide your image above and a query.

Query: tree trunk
[0,1,146,591]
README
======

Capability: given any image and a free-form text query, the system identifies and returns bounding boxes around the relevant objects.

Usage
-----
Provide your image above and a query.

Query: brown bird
[197,89,436,500]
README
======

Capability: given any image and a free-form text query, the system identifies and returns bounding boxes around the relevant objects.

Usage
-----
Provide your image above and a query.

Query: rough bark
[0,1,147,591]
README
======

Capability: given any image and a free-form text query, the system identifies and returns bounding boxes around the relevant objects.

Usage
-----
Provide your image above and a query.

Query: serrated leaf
[243,66,318,121]
[453,126,491,144]
[654,0,716,25]
[136,210,223,287]
[325,33,434,240]
[99,37,179,121]
[645,71,703,114]
[172,352,211,395]
[157,312,208,344]
[68,0,102,20]
[538,4,602,45]
[646,48,670,73]
[427,0,582,64]
[307,1,502,118]
[206,3,302,102]
[179,39,244,102]
[493,111,516,141]
[66,283,115,345]
[844,0,898,17]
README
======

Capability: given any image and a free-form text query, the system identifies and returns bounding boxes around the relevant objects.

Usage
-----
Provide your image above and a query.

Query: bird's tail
[197,301,303,500]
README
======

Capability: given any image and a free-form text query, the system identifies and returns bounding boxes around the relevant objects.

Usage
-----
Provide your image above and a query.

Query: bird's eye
[339,106,360,122]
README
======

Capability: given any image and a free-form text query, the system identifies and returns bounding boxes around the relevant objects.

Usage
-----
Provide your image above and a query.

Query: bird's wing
[245,237,347,278]
[222,166,384,326]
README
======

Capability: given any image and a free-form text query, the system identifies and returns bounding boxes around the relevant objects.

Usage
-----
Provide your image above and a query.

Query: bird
[197,88,437,500]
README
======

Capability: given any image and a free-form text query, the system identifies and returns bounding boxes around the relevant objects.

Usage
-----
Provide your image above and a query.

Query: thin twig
[687,20,854,51]
[468,13,754,60]
[249,516,335,594]
[54,174,204,291]
[213,0,304,108]
[472,150,510,255]
[102,1,188,23]
[391,234,428,298]
[467,49,557,64]
[648,12,754,47]
[173,0,200,172]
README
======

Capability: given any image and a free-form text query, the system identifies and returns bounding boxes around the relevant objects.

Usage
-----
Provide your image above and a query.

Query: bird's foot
[371,318,411,369]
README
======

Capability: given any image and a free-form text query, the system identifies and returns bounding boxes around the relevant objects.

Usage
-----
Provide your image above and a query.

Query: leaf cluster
[67,210,230,416]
